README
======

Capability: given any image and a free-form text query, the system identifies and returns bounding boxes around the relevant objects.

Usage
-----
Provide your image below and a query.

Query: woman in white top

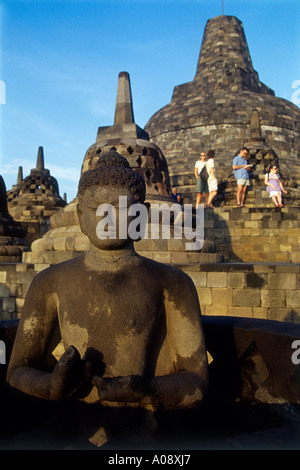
[206,149,218,207]
[194,152,209,207]
[264,165,287,207]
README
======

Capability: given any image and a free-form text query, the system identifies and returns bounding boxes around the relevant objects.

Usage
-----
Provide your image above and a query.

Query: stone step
[136,250,224,265]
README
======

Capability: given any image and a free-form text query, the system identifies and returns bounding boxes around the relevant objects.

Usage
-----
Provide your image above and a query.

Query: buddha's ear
[77,201,87,236]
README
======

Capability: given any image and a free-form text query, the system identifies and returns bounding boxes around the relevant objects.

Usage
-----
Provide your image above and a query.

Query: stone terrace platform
[135,205,300,264]
[203,205,300,263]
[1,261,299,324]
[1,205,299,323]
[179,262,300,323]
[1,316,299,449]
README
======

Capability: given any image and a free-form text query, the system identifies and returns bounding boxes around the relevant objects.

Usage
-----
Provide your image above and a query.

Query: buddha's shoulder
[32,255,86,284]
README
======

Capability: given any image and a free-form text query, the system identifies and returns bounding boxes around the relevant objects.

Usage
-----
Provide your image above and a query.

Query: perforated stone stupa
[0,176,29,262]
[7,147,67,241]
[144,15,300,202]
[23,72,220,268]
[81,71,171,201]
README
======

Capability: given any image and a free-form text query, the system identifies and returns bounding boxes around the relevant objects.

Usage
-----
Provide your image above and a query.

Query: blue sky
[0,0,299,202]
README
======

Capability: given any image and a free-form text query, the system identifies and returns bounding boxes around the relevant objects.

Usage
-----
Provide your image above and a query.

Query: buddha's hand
[92,374,154,403]
[50,345,88,400]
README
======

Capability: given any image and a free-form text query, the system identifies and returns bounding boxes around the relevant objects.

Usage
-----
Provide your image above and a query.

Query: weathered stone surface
[1,315,300,448]
[0,175,30,262]
[82,72,171,200]
[202,206,300,263]
[202,315,300,405]
[177,262,300,322]
[6,151,209,447]
[22,72,217,269]
[7,147,66,243]
[145,15,300,201]
[0,263,36,320]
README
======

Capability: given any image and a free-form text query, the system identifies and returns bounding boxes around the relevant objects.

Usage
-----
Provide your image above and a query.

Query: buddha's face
[78,185,137,250]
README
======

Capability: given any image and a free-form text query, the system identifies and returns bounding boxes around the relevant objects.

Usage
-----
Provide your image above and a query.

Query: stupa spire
[36,146,45,171]
[96,71,148,142]
[193,15,273,95]
[17,166,23,186]
[195,16,254,77]
[114,71,135,126]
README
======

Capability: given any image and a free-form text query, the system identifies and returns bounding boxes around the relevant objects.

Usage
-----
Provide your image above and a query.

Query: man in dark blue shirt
[171,187,182,204]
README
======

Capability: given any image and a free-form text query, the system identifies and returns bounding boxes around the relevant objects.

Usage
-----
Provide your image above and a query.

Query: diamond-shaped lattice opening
[127,146,134,155]
[145,169,151,181]
[142,147,148,156]
[136,156,142,167]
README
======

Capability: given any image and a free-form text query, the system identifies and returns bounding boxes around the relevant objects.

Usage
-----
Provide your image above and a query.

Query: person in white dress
[206,150,218,208]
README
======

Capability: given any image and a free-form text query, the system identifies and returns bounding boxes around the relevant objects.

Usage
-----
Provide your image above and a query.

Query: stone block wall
[0,264,36,320]
[204,206,300,263]
[1,203,300,323]
[182,263,300,323]
[146,91,300,192]
[0,260,299,324]
[145,15,300,191]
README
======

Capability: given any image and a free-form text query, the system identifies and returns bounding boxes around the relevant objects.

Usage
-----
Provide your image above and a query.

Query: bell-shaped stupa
[23,73,173,267]
[81,71,171,201]
[144,15,300,203]
[23,72,220,269]
[0,175,30,262]
[7,147,67,241]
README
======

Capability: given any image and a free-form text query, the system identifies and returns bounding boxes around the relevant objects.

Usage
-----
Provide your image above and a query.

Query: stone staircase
[202,205,300,263]
[170,167,300,209]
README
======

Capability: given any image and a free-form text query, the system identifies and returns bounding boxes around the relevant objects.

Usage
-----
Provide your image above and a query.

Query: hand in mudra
[50,345,94,400]
[93,374,153,404]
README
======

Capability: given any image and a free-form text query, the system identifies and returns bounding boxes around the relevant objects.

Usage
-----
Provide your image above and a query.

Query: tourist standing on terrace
[232,147,251,207]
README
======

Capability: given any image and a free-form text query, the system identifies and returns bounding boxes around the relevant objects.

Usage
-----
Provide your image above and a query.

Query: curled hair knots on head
[95,150,130,169]
[78,150,146,203]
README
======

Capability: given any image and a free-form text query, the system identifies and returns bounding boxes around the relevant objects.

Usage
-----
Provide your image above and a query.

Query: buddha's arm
[6,274,87,401]
[149,278,209,410]
[8,343,86,401]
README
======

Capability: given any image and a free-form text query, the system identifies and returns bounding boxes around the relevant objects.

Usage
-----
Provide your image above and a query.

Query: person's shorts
[196,178,208,193]
[208,178,218,192]
[237,178,250,186]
